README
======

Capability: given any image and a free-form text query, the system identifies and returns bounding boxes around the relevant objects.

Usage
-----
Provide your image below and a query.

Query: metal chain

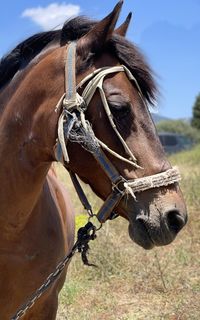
[11,221,98,320]
[11,242,78,320]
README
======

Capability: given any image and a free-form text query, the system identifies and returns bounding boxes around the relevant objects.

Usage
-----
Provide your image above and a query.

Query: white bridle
[55,42,181,222]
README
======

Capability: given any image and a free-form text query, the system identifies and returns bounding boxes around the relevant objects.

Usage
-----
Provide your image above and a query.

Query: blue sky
[0,0,200,119]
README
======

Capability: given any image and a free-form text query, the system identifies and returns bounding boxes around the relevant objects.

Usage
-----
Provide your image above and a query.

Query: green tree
[192,93,200,130]
[156,120,200,143]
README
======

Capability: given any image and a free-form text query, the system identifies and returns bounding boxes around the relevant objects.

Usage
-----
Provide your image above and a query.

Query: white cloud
[21,3,81,31]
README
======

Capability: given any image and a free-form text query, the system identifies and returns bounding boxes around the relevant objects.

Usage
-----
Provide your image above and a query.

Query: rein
[55,42,181,223]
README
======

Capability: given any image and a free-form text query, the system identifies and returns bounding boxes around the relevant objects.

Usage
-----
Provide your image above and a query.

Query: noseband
[55,42,181,223]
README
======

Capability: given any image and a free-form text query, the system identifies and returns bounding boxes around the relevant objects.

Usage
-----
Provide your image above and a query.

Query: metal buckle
[112,177,126,194]
[88,214,102,231]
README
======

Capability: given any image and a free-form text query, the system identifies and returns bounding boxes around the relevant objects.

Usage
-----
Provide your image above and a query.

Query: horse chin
[128,222,155,250]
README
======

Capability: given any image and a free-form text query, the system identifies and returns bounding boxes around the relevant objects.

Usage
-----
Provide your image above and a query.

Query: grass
[56,144,200,320]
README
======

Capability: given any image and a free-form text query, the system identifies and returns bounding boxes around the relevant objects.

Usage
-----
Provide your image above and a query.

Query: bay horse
[0,2,187,319]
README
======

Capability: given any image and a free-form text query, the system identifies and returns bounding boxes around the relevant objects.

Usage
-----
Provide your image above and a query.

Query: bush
[191,93,200,130]
[156,120,200,143]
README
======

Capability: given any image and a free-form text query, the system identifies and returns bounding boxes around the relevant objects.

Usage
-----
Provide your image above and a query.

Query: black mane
[0,16,156,103]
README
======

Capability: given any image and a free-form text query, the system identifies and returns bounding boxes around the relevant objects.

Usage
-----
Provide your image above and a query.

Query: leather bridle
[55,42,181,223]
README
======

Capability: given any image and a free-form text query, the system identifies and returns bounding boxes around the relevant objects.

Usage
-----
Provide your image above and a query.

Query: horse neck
[0,46,65,237]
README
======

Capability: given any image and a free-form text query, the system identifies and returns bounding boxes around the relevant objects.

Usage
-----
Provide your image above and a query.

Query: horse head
[56,1,187,249]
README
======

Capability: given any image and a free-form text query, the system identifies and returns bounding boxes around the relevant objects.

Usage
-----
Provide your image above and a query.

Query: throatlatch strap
[69,171,93,214]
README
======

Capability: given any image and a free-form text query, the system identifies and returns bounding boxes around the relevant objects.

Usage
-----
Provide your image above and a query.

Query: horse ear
[77,1,123,55]
[115,12,132,37]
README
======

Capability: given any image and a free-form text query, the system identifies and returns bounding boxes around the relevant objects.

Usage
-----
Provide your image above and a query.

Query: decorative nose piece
[164,210,187,234]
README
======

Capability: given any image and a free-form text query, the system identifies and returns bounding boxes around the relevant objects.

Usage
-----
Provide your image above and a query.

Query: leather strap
[64,42,77,100]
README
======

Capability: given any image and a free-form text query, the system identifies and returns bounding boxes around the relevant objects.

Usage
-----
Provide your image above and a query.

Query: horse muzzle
[125,186,188,249]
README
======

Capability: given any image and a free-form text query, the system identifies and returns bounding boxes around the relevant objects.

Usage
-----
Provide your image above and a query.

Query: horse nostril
[165,210,186,234]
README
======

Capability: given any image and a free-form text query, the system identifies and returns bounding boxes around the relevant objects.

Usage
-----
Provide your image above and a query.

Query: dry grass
[56,145,200,320]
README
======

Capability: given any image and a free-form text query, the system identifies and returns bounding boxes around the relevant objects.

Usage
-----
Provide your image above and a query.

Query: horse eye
[109,103,131,119]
